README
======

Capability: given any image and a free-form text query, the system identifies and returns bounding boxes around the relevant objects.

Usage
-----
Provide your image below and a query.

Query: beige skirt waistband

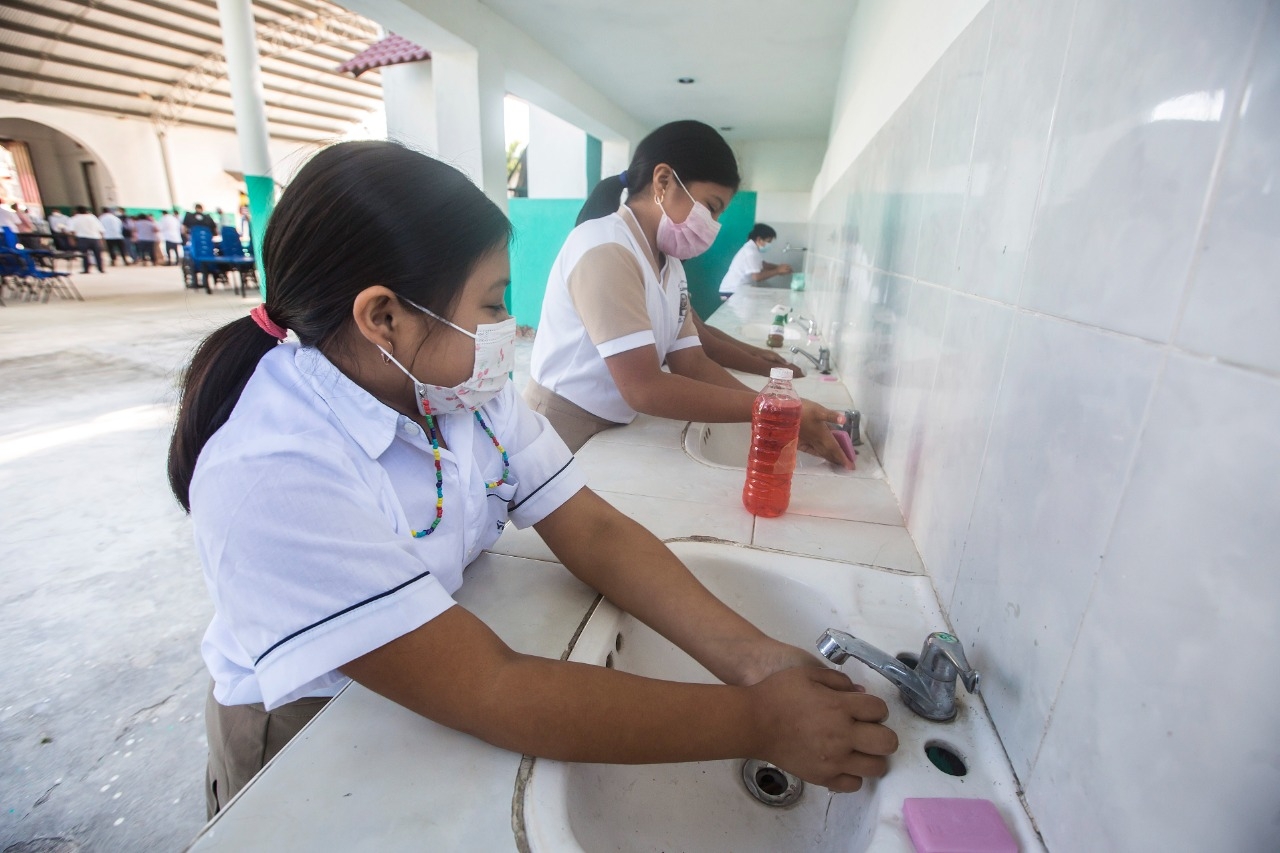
[522,381,620,453]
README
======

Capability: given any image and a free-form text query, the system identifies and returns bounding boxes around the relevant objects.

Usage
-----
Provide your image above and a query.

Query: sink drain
[741,759,804,807]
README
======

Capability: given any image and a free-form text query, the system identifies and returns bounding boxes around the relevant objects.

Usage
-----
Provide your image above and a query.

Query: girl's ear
[351,286,409,349]
[650,163,673,203]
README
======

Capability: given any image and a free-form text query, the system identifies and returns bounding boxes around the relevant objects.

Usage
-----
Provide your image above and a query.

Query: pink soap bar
[903,798,1018,853]
[830,427,857,467]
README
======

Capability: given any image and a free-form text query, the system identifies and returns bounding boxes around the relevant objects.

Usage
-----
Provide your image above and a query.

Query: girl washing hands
[525,120,848,459]
[169,141,896,817]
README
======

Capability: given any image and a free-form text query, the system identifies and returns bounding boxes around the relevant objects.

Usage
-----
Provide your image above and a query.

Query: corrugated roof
[0,0,386,144]
[336,34,429,77]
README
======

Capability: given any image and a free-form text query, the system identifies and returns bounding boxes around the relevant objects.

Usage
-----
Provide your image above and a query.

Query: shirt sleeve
[745,245,764,276]
[193,441,458,710]
[487,384,587,528]
[565,243,657,358]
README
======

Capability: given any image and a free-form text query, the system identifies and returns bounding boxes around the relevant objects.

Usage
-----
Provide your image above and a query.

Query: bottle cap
[769,367,794,380]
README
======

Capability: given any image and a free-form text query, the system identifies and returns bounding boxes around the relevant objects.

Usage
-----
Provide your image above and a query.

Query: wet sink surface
[518,541,1043,853]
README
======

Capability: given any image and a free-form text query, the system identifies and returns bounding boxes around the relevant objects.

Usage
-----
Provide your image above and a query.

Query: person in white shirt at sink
[525,120,848,462]
[719,223,794,298]
[169,141,897,819]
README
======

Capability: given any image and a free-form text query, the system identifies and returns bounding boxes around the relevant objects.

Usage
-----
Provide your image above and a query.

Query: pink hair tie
[250,304,287,341]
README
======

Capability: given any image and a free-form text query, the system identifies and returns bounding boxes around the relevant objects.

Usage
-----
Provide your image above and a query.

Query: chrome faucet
[816,630,979,722]
[834,409,863,446]
[789,344,831,374]
[792,315,819,337]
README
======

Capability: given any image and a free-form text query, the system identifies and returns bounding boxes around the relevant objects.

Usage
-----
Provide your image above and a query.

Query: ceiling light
[677,77,695,84]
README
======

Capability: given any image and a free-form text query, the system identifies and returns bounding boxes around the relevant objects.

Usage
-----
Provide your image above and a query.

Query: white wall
[0,118,95,209]
[735,138,826,266]
[736,138,826,193]
[811,0,989,208]
[0,103,170,209]
[526,103,587,198]
[805,1,1280,850]
[382,60,438,154]
[338,0,644,199]
[0,100,328,214]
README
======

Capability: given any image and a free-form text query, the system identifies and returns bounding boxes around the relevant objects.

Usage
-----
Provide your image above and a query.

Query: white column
[382,61,438,154]
[430,48,508,211]
[526,103,586,199]
[601,139,631,181]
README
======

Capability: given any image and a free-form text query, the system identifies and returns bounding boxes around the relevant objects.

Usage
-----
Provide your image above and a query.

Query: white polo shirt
[100,212,123,240]
[68,213,104,240]
[159,213,182,243]
[190,344,586,710]
[530,206,701,424]
[719,240,764,295]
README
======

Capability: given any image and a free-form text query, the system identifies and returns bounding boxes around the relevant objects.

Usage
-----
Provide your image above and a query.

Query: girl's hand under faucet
[800,401,855,469]
[749,666,898,792]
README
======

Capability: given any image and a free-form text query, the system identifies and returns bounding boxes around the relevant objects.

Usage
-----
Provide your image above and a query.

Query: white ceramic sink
[684,420,886,479]
[518,541,1043,853]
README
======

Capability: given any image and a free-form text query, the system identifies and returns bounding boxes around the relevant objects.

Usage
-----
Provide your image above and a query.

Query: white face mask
[377,296,517,416]
[655,169,721,260]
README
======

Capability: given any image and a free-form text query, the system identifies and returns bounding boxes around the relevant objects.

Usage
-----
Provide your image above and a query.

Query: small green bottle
[766,305,789,348]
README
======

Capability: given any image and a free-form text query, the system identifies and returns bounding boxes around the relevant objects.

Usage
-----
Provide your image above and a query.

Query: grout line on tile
[945,299,1019,616]
[1011,0,1080,311]
[1024,348,1171,777]
[1167,0,1270,344]
[948,1,998,286]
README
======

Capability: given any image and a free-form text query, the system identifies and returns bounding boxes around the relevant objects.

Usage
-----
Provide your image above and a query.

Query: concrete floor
[1,265,256,852]
[0,264,539,853]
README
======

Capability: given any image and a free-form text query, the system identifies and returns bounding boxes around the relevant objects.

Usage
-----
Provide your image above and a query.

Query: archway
[0,116,117,213]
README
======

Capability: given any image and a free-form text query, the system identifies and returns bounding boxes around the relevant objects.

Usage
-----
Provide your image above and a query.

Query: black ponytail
[576,173,627,226]
[167,140,512,511]
[167,317,276,510]
[575,120,741,225]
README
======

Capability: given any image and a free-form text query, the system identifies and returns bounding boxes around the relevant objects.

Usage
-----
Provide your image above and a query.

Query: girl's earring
[382,342,393,365]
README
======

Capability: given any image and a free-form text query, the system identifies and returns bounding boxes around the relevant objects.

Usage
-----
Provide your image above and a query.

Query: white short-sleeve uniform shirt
[190,344,586,710]
[719,241,764,296]
[530,206,701,424]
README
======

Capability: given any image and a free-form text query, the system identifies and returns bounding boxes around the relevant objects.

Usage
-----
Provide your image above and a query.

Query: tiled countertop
[188,286,926,852]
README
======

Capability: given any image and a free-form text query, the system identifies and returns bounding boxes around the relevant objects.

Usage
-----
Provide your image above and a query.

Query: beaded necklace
[410,410,510,539]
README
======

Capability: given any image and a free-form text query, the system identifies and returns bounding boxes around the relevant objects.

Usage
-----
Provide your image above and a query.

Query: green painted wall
[508,197,583,328]
[585,135,602,190]
[507,190,759,329]
[681,190,757,320]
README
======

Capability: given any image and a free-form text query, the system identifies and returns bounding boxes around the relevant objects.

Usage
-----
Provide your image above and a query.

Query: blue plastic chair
[188,226,226,294]
[0,247,28,305]
[0,231,80,302]
[218,226,258,296]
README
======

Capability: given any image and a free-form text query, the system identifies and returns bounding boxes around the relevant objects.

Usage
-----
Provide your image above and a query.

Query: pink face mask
[654,169,721,260]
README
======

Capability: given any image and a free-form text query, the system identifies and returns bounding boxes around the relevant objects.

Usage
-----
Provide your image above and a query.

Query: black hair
[576,120,740,226]
[748,224,777,242]
[167,140,512,511]
[75,205,88,214]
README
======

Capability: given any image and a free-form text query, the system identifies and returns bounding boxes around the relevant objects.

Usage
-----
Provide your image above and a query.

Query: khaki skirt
[204,682,330,818]
[522,381,621,453]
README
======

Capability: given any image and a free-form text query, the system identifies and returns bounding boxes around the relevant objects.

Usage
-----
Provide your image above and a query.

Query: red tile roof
[337,34,430,77]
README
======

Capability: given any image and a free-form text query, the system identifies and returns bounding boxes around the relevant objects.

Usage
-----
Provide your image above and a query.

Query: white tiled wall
[805,1,1280,849]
